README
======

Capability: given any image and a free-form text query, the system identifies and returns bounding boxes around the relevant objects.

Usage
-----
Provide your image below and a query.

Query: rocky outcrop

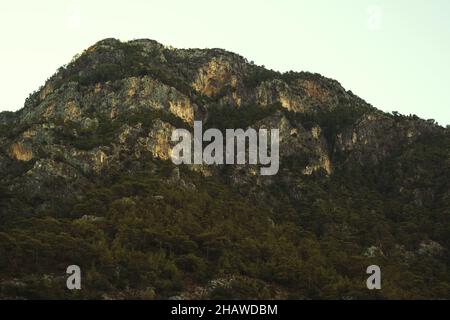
[335,112,443,167]
[8,142,33,161]
[0,37,449,301]
[0,37,446,216]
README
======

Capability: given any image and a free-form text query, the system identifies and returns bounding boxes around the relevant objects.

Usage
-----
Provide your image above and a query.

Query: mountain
[0,38,449,299]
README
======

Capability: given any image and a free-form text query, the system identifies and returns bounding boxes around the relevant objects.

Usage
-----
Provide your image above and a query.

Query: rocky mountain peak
[0,39,449,299]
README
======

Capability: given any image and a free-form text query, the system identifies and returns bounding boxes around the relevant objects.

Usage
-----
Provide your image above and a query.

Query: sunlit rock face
[8,141,33,161]
[0,37,449,300]
[0,37,446,210]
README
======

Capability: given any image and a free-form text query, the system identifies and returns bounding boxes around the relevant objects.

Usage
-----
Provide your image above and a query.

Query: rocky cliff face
[0,39,407,194]
[0,38,449,299]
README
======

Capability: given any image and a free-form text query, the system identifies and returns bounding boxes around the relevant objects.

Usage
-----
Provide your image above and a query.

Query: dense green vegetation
[1,135,449,299]
[1,95,449,299]
[56,42,195,97]
[1,38,449,300]
[205,103,281,131]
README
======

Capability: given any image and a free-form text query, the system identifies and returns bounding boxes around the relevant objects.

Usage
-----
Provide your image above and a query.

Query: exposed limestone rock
[302,155,332,175]
[0,37,445,223]
[78,215,105,222]
[256,79,308,112]
[8,142,33,161]
[118,123,143,146]
[169,100,195,124]
[418,240,444,256]
[0,37,449,300]
[28,159,67,178]
[311,126,321,139]
[257,112,332,175]
[41,144,110,176]
[39,82,54,101]
[138,120,175,160]
[188,164,215,177]
[335,112,443,166]
[290,128,299,137]
[125,76,196,123]
[193,58,238,98]
[363,246,384,258]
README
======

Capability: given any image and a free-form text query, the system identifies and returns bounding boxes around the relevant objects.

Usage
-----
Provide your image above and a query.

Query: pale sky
[0,0,449,125]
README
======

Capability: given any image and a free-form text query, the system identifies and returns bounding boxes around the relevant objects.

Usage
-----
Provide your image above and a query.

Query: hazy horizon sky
[1,0,449,125]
